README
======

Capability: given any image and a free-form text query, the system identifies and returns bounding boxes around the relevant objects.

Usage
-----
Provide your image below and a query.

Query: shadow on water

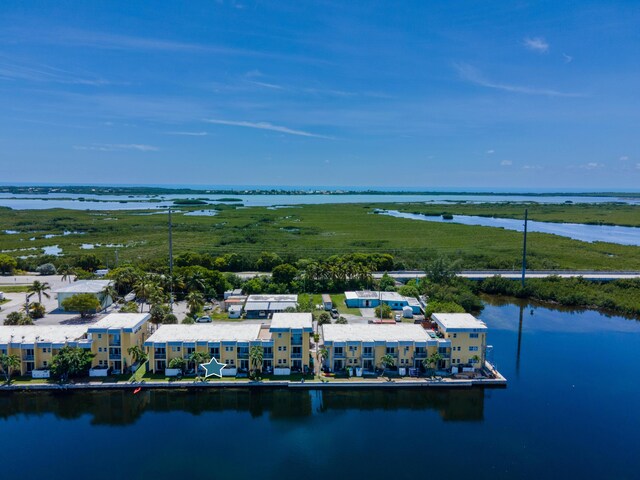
[0,387,486,425]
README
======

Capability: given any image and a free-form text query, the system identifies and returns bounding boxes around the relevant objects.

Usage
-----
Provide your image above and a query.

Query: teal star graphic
[201,357,226,378]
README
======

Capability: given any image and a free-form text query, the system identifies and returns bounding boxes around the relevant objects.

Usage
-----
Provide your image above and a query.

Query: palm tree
[133,276,159,312]
[186,290,205,315]
[0,353,21,383]
[423,352,443,376]
[127,345,148,367]
[59,265,76,283]
[318,347,329,373]
[249,345,264,379]
[100,284,119,307]
[380,353,395,370]
[27,280,51,304]
[471,354,481,369]
[189,351,211,378]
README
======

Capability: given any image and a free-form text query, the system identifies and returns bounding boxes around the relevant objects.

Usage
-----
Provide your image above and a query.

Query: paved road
[372,270,640,281]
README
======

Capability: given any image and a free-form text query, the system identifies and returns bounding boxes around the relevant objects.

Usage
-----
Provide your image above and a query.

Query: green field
[1,202,639,270]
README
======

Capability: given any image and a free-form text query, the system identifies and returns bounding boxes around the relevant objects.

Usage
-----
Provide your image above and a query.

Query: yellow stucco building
[432,313,488,369]
[0,325,91,377]
[88,313,150,375]
[321,313,488,375]
[144,312,313,376]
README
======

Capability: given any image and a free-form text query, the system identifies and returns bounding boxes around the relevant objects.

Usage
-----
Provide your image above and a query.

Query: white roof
[145,324,262,344]
[322,323,429,343]
[89,313,150,331]
[246,294,298,303]
[0,325,89,345]
[344,291,405,301]
[54,280,113,294]
[270,312,313,330]
[432,313,487,332]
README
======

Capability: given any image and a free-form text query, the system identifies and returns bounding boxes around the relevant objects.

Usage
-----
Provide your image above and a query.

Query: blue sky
[0,0,638,189]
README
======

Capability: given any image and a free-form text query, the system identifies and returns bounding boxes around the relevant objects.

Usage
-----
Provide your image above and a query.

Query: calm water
[1,300,639,479]
[379,209,640,246]
[1,192,639,210]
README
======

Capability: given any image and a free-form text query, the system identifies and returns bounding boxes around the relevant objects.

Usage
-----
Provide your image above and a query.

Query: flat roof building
[344,290,422,314]
[54,279,114,311]
[432,313,488,333]
[144,313,312,376]
[244,294,298,319]
[321,323,447,373]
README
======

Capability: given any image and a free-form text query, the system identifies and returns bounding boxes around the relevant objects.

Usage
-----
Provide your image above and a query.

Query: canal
[1,300,639,479]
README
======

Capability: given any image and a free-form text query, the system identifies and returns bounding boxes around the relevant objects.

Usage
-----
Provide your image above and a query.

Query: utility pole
[521,208,528,287]
[168,208,174,312]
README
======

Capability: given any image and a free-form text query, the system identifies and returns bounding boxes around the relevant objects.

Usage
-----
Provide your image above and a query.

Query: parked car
[196,315,212,323]
[330,308,339,319]
[203,305,213,311]
[395,314,402,322]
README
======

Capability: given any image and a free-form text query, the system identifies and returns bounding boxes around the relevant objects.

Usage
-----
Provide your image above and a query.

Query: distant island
[1,185,640,198]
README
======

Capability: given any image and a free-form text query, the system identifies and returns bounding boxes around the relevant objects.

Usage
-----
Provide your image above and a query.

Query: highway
[372,270,640,281]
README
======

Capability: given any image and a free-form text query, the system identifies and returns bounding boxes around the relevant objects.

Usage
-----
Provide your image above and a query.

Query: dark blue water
[1,300,639,479]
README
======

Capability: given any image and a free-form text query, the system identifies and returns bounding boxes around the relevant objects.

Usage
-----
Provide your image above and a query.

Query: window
[363,347,372,355]
[227,359,235,365]
[43,361,48,367]
[469,346,479,352]
[225,346,234,352]
[98,347,102,352]
[349,345,357,351]
[98,334,102,339]
[278,333,282,338]
[172,346,181,352]
[282,346,287,352]
[334,347,343,356]
[386,347,396,355]
[210,347,220,356]
[453,333,457,338]
[470,333,479,338]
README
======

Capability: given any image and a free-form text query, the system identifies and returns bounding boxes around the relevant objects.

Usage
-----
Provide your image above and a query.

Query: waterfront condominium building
[321,323,451,372]
[144,312,313,376]
[321,313,488,374]
[431,313,488,368]
[87,313,150,374]
[0,325,92,376]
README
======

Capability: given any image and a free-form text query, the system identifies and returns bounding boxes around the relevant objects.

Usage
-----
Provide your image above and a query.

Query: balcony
[291,353,302,359]
[154,351,166,359]
[109,338,121,347]
[22,355,34,361]
[109,353,121,360]
[362,352,374,358]
[291,337,303,346]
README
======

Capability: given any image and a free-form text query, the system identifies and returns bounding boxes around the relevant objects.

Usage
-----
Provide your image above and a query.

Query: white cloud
[636,163,640,170]
[0,56,112,86]
[453,63,582,97]
[500,160,512,166]
[73,143,159,152]
[524,37,549,53]
[203,118,332,139]
[486,149,495,154]
[165,131,208,136]
[581,162,602,170]
[563,53,573,63]
[619,155,629,161]
[522,164,542,170]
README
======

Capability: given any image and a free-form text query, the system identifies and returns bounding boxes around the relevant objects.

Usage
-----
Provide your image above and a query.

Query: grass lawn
[0,285,30,293]
[331,293,362,315]
[0,202,639,270]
